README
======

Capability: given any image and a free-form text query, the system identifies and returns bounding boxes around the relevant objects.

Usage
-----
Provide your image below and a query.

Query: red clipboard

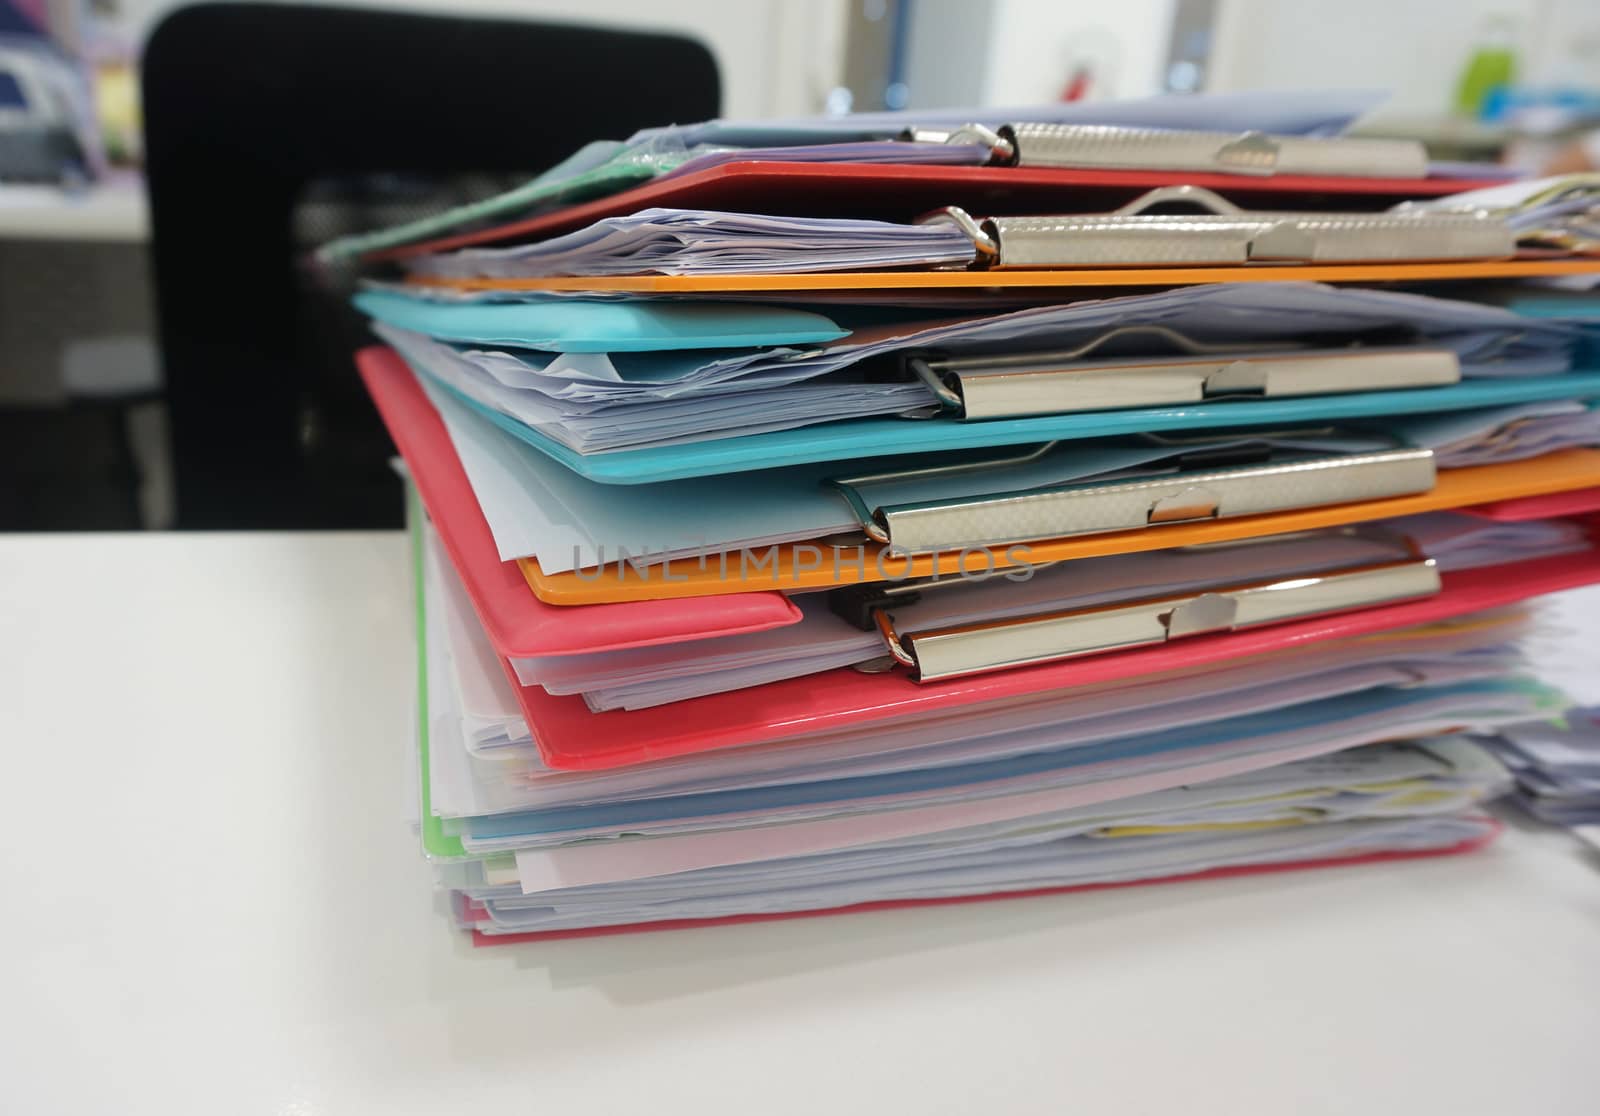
[358,347,801,659]
[368,161,1506,262]
[507,540,1600,771]
[1460,486,1600,522]
[466,824,1499,944]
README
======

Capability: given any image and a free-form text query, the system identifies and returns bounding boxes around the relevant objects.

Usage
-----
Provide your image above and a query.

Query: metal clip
[912,340,1461,422]
[853,551,1441,682]
[900,123,1015,163]
[918,191,1516,270]
[990,122,1428,178]
[827,440,1437,553]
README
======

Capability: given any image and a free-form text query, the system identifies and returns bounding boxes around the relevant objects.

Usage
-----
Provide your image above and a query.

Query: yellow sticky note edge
[1095,817,1314,838]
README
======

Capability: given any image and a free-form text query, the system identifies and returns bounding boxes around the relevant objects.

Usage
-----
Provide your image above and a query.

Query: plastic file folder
[357,346,1600,606]
[374,337,1600,773]
[512,515,1585,706]
[1463,487,1600,522]
[399,350,1600,484]
[379,280,1589,466]
[419,533,1513,939]
[331,89,1408,262]
[367,161,1510,262]
[367,351,802,659]
[509,457,1600,605]
[408,258,1600,294]
[496,544,1600,770]
[342,92,1600,950]
[407,192,1517,279]
[464,828,1500,945]
[473,368,1600,487]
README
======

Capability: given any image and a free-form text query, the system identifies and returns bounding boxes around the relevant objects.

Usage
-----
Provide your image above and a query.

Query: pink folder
[360,346,801,658]
[503,539,1599,770]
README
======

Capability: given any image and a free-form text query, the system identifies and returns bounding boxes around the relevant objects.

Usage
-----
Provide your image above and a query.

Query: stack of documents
[338,94,1600,943]
[1397,174,1600,256]
[1477,707,1600,825]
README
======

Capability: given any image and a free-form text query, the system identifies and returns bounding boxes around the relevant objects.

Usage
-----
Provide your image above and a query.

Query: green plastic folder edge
[409,483,468,860]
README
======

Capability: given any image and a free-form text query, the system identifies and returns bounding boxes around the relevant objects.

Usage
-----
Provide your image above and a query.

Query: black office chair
[143,3,719,528]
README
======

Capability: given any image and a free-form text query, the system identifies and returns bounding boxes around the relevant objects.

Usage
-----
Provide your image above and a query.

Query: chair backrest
[143,3,719,527]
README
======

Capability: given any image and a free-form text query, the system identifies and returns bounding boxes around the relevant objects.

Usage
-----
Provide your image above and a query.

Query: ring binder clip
[832,529,1441,682]
[919,188,1516,270]
[900,123,1015,164]
[1392,174,1600,253]
[966,122,1429,178]
[907,325,1462,421]
[827,441,1438,553]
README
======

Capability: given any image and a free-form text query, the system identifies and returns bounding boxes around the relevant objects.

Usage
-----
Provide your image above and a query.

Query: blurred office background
[2,0,1598,530]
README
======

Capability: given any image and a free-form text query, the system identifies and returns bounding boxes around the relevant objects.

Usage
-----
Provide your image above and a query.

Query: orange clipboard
[518,448,1600,604]
[411,258,1600,296]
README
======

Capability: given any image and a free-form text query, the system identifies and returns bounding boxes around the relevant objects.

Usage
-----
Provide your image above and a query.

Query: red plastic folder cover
[369,161,1505,262]
[508,538,1600,771]
[1461,486,1600,522]
[357,346,801,658]
[466,825,1500,945]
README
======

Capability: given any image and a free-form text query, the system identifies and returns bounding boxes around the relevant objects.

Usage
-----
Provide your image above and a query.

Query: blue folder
[422,365,1600,485]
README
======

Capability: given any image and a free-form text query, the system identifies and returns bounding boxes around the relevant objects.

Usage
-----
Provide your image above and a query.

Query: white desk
[2,532,1597,1116]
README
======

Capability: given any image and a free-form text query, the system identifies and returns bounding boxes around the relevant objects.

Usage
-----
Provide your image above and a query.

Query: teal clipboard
[418,364,1600,485]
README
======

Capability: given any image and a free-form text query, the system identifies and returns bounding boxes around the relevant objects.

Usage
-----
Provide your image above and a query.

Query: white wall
[1206,0,1600,120]
[977,0,1176,105]
[114,0,848,120]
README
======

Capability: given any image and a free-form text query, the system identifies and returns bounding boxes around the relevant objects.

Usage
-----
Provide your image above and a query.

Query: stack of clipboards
[335,93,1600,943]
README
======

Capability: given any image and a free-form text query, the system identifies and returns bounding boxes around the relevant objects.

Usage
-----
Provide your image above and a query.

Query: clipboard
[910,341,1461,421]
[505,543,1600,770]
[366,161,1509,262]
[358,347,802,659]
[1461,486,1600,522]
[465,825,1499,944]
[366,342,1600,718]
[917,187,1514,268]
[827,442,1439,554]
[359,346,1600,615]
[926,122,1430,178]
[832,531,1442,683]
[414,354,1600,485]
[515,449,1600,604]
[410,187,1518,282]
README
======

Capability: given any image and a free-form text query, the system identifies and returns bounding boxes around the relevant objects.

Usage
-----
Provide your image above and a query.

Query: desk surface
[1,531,1596,1116]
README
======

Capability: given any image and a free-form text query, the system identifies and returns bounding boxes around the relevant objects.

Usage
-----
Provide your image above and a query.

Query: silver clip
[860,550,1440,682]
[917,206,1000,261]
[827,441,1438,553]
[900,123,1015,163]
[993,122,1428,178]
[926,191,1516,270]
[914,344,1462,421]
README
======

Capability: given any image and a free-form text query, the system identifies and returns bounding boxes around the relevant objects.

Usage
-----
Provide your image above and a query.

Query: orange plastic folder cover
[408,259,1600,296]
[519,448,1600,604]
